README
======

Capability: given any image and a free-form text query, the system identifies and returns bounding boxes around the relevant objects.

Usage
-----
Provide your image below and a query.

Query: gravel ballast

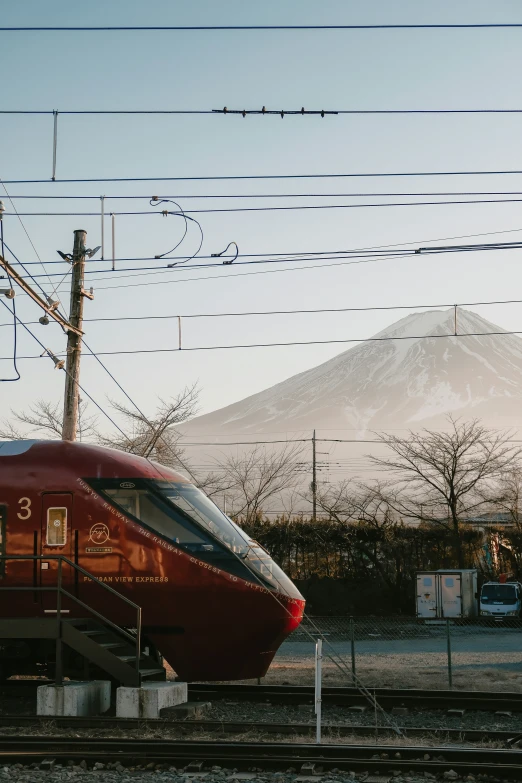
[0,762,509,783]
[202,700,522,733]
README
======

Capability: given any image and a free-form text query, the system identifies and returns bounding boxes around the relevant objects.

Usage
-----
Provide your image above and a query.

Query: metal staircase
[62,618,165,686]
[0,555,166,687]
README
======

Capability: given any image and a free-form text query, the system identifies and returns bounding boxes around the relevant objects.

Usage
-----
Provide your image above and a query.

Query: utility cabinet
[416,569,478,619]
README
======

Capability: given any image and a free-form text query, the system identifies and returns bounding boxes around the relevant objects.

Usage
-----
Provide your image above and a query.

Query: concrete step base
[37,681,111,716]
[116,681,188,719]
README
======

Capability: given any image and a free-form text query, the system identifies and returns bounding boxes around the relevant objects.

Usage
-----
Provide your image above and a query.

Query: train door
[40,494,73,613]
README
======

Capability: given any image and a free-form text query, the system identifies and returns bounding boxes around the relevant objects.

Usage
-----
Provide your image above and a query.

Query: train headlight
[481,610,490,615]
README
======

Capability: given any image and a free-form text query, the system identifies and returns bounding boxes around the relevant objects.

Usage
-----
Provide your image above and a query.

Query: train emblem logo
[89,523,110,544]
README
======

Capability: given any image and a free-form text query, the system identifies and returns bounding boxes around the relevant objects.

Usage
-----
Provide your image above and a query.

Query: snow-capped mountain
[181,308,522,437]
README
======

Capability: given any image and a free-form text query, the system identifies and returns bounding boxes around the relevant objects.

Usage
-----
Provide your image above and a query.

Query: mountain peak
[181,307,522,436]
[372,306,504,340]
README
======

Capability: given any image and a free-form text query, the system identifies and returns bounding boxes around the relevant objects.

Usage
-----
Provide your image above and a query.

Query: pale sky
[3,0,522,438]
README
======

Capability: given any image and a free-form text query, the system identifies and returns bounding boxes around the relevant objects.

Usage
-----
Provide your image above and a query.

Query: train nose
[151,591,305,681]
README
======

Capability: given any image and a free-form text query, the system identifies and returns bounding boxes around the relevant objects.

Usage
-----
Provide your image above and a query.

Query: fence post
[55,558,63,686]
[446,618,453,689]
[350,615,356,682]
[315,638,322,744]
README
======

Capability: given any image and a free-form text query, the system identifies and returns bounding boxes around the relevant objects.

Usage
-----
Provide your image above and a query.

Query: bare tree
[315,479,396,530]
[0,399,97,441]
[314,480,403,589]
[495,467,522,529]
[97,385,199,474]
[211,442,305,523]
[0,385,199,477]
[369,416,522,567]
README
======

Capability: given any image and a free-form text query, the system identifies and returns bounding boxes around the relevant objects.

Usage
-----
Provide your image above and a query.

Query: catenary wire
[4,328,522,360]
[7,223,522,266]
[48,252,476,292]
[12,196,522,215]
[6,107,522,115]
[9,168,522,184]
[2,23,522,29]
[8,248,509,281]
[11,190,522,200]
[4,295,522,328]
[17,239,522,284]
[16,243,522,280]
[9,254,420,295]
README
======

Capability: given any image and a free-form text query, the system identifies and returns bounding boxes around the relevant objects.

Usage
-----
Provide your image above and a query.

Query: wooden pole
[312,429,317,521]
[62,229,87,441]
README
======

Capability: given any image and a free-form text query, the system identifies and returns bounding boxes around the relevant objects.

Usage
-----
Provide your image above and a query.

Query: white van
[480,581,522,618]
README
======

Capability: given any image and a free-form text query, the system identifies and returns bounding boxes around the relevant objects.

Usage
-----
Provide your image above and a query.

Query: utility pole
[312,429,317,522]
[62,229,88,441]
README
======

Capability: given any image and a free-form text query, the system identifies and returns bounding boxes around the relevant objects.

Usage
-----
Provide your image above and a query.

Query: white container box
[416,569,478,619]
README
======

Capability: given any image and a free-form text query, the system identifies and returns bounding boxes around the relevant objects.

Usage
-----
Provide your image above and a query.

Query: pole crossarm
[0,253,82,336]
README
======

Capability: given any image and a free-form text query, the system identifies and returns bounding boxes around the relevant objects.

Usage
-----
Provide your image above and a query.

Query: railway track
[188,682,522,711]
[0,714,517,744]
[6,680,522,711]
[0,736,521,778]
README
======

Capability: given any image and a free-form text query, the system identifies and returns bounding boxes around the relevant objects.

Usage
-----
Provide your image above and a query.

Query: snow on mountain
[180,308,522,437]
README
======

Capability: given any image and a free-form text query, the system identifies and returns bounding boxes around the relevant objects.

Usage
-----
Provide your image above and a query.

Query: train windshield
[154,481,249,554]
[155,481,303,599]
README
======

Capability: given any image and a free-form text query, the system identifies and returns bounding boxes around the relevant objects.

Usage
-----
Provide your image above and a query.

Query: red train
[0,440,304,681]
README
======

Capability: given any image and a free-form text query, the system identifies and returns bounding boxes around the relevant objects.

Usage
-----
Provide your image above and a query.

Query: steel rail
[4,680,522,711]
[0,737,520,777]
[0,714,516,743]
[187,683,522,711]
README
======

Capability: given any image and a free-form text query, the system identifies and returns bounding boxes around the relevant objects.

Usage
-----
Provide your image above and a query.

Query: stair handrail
[0,554,142,684]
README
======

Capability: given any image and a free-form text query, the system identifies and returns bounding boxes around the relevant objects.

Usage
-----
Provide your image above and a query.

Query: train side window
[46,508,67,546]
[0,506,5,577]
[104,488,209,546]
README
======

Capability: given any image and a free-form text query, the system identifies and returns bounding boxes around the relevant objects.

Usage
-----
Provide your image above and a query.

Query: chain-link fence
[269,616,522,691]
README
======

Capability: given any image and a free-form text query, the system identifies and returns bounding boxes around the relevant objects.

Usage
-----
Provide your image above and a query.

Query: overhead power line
[58,252,504,292]
[3,23,522,30]
[10,191,522,200]
[10,229,522,295]
[4,295,522,329]
[7,107,522,116]
[9,196,522,217]
[12,239,522,282]
[173,436,522,446]
[7,169,522,185]
[7,224,522,267]
[4,328,522,361]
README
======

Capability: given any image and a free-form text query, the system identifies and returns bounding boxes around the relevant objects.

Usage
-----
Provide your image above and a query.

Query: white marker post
[314,638,322,744]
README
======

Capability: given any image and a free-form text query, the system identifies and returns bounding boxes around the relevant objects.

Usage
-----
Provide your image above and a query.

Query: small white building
[416,569,478,619]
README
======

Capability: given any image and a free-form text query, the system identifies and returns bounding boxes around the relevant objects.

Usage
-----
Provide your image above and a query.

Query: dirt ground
[254,658,522,691]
